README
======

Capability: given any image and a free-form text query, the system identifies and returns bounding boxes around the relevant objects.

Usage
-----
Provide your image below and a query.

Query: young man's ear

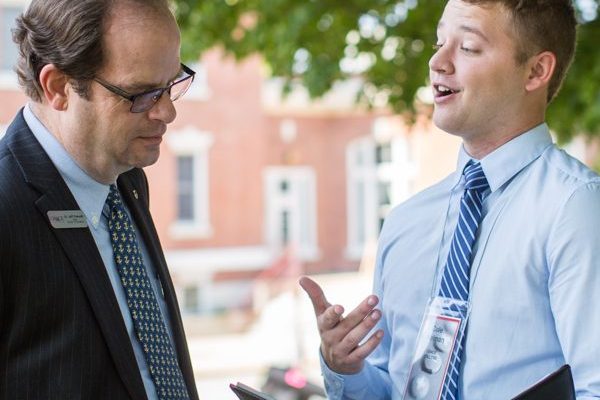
[525,51,556,94]
[37,64,70,110]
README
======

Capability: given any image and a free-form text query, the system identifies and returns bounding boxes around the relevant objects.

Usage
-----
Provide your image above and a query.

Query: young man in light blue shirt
[301,0,600,398]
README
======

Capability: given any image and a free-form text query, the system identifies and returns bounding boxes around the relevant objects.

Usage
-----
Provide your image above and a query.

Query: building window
[182,285,200,314]
[346,137,378,260]
[264,167,318,261]
[346,118,416,259]
[167,126,214,239]
[1,7,19,70]
[176,155,195,221]
[0,6,21,89]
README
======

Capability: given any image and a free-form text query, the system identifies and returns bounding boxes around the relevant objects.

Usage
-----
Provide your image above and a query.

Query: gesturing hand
[299,276,384,375]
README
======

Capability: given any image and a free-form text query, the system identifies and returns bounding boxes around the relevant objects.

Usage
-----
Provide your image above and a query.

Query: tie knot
[463,161,489,192]
[106,184,123,208]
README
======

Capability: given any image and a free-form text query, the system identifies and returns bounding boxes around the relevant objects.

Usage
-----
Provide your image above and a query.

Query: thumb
[299,276,331,316]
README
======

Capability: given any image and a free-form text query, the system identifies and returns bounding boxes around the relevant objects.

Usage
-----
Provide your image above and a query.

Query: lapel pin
[133,189,139,200]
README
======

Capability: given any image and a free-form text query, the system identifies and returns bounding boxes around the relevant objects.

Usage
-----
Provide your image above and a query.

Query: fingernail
[371,310,380,320]
[334,305,344,315]
[367,296,377,306]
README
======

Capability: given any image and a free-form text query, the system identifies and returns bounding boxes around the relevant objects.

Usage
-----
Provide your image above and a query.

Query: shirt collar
[454,123,553,192]
[23,103,110,228]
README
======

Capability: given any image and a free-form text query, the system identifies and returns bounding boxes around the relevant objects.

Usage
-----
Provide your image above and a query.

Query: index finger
[299,276,331,316]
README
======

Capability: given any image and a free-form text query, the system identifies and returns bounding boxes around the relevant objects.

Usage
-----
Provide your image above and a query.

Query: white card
[403,297,467,400]
[47,210,88,229]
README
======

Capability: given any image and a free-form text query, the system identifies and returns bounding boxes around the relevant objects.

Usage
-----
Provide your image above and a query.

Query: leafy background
[173,0,600,146]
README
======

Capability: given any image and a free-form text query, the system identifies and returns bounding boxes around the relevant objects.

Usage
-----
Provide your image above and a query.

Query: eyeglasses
[93,63,196,113]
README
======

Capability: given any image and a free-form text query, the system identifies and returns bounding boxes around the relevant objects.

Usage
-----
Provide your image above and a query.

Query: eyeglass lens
[130,73,194,113]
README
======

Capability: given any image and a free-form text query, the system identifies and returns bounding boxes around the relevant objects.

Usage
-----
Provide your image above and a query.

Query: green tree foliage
[174,0,600,143]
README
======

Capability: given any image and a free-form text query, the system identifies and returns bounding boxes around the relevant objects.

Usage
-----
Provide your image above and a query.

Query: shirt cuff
[319,350,371,400]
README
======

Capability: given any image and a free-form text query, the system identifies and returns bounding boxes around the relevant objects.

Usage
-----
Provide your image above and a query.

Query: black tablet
[512,364,575,400]
[230,382,277,400]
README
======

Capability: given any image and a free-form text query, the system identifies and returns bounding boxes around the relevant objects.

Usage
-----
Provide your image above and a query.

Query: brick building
[0,0,463,320]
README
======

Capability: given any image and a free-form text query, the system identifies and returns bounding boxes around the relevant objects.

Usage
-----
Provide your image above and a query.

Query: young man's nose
[429,46,455,75]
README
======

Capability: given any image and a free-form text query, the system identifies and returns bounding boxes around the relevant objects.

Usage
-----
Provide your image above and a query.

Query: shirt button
[91,215,99,227]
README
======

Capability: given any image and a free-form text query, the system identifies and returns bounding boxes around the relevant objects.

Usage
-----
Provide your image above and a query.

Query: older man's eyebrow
[120,68,183,93]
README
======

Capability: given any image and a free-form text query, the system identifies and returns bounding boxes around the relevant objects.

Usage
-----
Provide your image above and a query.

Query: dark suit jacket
[0,110,199,400]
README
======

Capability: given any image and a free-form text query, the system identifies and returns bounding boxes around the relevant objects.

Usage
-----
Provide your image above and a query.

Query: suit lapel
[6,112,147,400]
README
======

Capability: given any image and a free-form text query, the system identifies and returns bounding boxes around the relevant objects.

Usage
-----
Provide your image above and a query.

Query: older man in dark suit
[0,0,199,399]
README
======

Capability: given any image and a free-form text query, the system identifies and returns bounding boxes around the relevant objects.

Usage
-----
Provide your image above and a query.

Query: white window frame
[263,167,319,261]
[182,284,201,314]
[345,137,379,260]
[182,61,212,101]
[345,119,417,260]
[167,125,214,239]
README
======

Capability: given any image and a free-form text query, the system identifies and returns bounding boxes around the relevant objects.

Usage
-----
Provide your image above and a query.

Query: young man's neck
[463,119,545,160]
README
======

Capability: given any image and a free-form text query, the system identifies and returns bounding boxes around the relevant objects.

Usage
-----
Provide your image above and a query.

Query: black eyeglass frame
[93,63,196,113]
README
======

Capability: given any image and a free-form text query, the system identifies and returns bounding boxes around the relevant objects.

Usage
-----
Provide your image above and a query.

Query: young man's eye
[460,46,479,54]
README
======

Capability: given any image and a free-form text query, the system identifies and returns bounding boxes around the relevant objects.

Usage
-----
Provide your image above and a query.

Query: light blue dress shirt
[322,123,600,399]
[24,104,175,400]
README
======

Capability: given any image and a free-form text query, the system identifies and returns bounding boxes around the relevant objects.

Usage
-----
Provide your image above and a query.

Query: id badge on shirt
[402,296,470,400]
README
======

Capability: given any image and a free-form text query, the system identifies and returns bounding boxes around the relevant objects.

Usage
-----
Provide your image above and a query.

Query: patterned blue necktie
[439,161,489,400]
[106,185,190,400]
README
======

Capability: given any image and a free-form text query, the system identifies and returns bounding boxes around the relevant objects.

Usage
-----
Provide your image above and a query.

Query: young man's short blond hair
[463,0,577,103]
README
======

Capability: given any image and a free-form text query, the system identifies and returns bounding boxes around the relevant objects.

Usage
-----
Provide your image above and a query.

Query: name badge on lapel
[47,210,89,229]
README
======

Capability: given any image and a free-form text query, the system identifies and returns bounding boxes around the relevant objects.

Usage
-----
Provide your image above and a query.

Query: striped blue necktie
[439,161,489,400]
[106,185,190,400]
